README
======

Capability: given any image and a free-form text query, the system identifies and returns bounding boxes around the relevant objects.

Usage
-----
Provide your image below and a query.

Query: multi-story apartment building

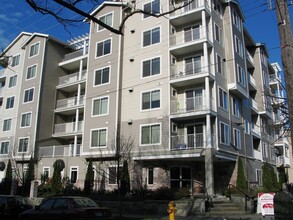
[0,0,290,195]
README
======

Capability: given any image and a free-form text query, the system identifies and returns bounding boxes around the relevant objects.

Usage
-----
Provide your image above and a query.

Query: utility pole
[275,0,293,150]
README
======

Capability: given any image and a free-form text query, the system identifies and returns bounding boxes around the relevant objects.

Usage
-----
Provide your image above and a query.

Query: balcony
[246,50,254,69]
[39,144,81,158]
[55,95,85,113]
[170,29,212,56]
[169,0,211,26]
[53,121,83,136]
[250,98,258,114]
[248,74,257,91]
[58,70,86,87]
[171,134,204,150]
[252,124,261,139]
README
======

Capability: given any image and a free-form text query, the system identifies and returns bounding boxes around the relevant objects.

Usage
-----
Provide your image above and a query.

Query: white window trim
[140,122,162,146]
[29,41,40,58]
[93,66,111,87]
[70,166,78,183]
[216,53,223,75]
[0,140,9,155]
[141,56,162,79]
[43,166,50,178]
[26,64,38,80]
[218,87,228,111]
[142,0,161,19]
[3,118,12,132]
[214,23,223,46]
[11,54,20,67]
[142,26,161,48]
[232,97,240,118]
[140,88,161,112]
[95,38,112,59]
[20,111,32,128]
[108,165,119,185]
[233,128,241,149]
[147,167,154,185]
[8,75,17,88]
[234,35,243,58]
[219,121,229,146]
[90,127,108,148]
[6,96,15,110]
[92,96,109,117]
[97,12,114,32]
[18,137,30,153]
[23,87,35,104]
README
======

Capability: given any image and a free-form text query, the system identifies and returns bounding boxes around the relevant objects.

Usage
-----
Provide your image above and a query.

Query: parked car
[0,195,33,220]
[18,196,112,220]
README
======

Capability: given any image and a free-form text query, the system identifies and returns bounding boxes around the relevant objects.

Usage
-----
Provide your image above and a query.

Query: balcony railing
[246,50,254,64]
[54,121,83,135]
[58,70,86,86]
[171,96,206,114]
[252,124,261,135]
[170,29,210,47]
[171,134,204,150]
[248,74,256,87]
[170,62,211,79]
[250,98,258,110]
[39,144,81,158]
[170,0,210,17]
[56,95,85,110]
[62,49,86,62]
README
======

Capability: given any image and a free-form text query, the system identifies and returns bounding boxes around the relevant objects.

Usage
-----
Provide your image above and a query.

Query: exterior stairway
[206,195,250,217]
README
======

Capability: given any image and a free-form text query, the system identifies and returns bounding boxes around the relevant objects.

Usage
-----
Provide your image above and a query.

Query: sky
[0,0,292,67]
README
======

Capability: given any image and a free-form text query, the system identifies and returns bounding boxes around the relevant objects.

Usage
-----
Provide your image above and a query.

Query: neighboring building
[0,0,290,195]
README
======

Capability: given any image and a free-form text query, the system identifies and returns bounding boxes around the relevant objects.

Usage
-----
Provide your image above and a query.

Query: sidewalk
[114,213,275,220]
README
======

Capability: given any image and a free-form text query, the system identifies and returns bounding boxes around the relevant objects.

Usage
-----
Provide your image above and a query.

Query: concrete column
[205,148,214,195]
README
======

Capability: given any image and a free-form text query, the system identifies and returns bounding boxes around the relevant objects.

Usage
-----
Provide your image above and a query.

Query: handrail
[228,184,255,212]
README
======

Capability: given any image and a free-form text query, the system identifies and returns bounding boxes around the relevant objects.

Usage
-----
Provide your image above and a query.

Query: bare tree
[25,0,194,35]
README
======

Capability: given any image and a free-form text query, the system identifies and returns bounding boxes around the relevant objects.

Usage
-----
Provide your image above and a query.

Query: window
[232,97,240,117]
[244,119,250,134]
[109,166,122,184]
[170,167,191,189]
[0,141,9,155]
[42,167,50,183]
[18,138,29,153]
[215,24,223,45]
[218,88,228,110]
[3,119,12,131]
[216,54,223,74]
[70,167,78,184]
[96,39,111,57]
[148,167,154,185]
[27,65,37,79]
[93,97,108,116]
[232,10,241,30]
[184,25,200,42]
[94,67,110,86]
[9,75,17,88]
[143,0,160,18]
[141,123,161,145]
[143,27,160,47]
[29,42,40,57]
[237,64,246,86]
[142,89,160,110]
[91,128,107,147]
[256,169,262,186]
[24,88,34,103]
[233,128,241,149]
[21,112,32,127]
[262,142,268,158]
[185,56,201,75]
[235,36,243,57]
[11,54,20,67]
[98,12,113,31]
[183,0,198,11]
[220,122,229,145]
[6,97,14,109]
[213,0,222,15]
[142,57,160,77]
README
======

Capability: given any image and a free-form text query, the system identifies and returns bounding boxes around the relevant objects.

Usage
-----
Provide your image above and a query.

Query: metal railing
[54,121,83,135]
[39,144,81,157]
[58,70,86,86]
[56,95,85,110]
[171,134,204,150]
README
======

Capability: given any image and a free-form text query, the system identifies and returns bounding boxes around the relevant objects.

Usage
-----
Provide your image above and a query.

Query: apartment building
[0,0,290,195]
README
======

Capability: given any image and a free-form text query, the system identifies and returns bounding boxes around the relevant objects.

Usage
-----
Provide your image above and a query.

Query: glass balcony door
[187,124,204,148]
[186,88,203,111]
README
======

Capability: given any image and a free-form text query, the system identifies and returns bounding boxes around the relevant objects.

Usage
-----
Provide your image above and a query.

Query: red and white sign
[257,192,275,216]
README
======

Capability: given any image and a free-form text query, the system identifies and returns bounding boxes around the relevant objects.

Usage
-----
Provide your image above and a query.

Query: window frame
[97,12,113,31]
[92,96,109,117]
[232,10,242,31]
[142,56,161,78]
[216,54,223,75]
[218,87,228,111]
[234,35,243,58]
[219,121,229,145]
[6,96,15,109]
[143,0,160,19]
[70,166,78,184]
[26,64,37,80]
[18,137,29,153]
[29,42,40,58]
[11,54,20,67]
[237,64,246,86]
[140,123,161,146]
[0,141,9,155]
[20,112,32,128]
[147,167,154,185]
[94,66,110,86]
[214,23,223,45]
[95,38,112,58]
[3,118,12,131]
[142,27,161,47]
[141,89,161,111]
[8,75,17,88]
[23,88,34,103]
[90,128,108,148]
[233,128,241,149]
[232,97,240,117]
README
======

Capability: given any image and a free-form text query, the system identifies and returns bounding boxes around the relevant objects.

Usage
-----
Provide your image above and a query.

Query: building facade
[0,0,291,195]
